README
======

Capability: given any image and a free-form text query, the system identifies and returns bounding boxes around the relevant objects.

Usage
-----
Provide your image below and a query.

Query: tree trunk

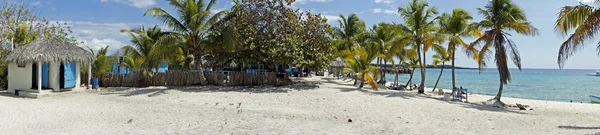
[394,72,399,86]
[405,68,415,87]
[417,40,426,94]
[194,55,207,85]
[358,74,364,88]
[451,44,456,96]
[432,61,445,92]
[494,79,503,101]
[379,60,387,84]
[353,74,358,85]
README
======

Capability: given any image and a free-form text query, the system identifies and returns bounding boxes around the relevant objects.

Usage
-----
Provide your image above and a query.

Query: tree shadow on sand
[332,86,421,99]
[99,81,321,97]
[558,126,600,130]
[321,77,357,87]
[324,79,529,114]
[0,91,26,98]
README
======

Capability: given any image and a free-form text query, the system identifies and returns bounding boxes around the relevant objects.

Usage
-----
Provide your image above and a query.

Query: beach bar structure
[329,58,345,79]
[4,38,95,97]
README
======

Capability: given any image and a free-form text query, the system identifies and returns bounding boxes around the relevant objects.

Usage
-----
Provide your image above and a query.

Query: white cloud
[79,38,126,53]
[579,0,595,3]
[371,8,382,13]
[322,14,340,25]
[371,8,397,14]
[100,0,156,8]
[375,0,394,4]
[31,1,41,6]
[55,21,145,54]
[383,9,395,14]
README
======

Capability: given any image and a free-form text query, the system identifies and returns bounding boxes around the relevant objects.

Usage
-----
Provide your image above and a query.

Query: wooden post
[38,60,42,92]
[88,62,92,89]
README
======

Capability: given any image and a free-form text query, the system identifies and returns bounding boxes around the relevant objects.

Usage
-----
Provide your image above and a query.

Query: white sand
[1,76,599,135]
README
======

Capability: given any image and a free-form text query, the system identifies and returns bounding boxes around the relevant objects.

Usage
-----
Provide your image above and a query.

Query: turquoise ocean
[384,68,600,103]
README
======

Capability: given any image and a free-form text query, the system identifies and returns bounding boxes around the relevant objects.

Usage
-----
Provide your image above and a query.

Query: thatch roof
[330,57,345,68]
[4,38,96,64]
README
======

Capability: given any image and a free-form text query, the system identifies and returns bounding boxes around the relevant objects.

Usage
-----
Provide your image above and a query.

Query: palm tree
[431,49,450,91]
[87,46,111,76]
[341,47,380,90]
[121,55,144,73]
[397,0,440,93]
[555,0,600,68]
[438,8,481,94]
[144,0,227,85]
[121,26,180,73]
[470,0,538,104]
[393,48,417,87]
[333,14,367,52]
[369,22,406,84]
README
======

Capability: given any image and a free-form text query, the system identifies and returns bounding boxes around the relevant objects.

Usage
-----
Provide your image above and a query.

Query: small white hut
[4,38,95,97]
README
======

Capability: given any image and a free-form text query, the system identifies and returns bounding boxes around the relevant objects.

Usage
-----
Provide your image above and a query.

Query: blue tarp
[63,62,76,88]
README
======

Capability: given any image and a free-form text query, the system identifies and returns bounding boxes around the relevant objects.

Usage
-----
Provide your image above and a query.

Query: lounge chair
[516,104,527,110]
[452,88,469,102]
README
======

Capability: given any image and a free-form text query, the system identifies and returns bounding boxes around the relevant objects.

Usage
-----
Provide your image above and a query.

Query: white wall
[48,62,59,91]
[8,62,32,93]
[75,62,81,89]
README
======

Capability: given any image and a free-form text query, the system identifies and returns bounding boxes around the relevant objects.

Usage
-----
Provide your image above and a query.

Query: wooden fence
[90,71,291,87]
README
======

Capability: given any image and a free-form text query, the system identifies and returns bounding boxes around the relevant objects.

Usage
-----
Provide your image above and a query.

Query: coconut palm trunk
[405,68,415,86]
[451,45,456,93]
[194,53,207,85]
[495,79,504,100]
[359,74,365,88]
[417,40,426,93]
[432,61,445,91]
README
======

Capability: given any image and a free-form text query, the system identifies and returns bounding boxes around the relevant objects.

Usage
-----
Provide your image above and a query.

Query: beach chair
[516,104,527,110]
[452,88,468,102]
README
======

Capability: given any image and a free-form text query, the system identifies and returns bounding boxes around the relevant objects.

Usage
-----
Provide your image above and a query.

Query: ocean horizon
[384,68,600,103]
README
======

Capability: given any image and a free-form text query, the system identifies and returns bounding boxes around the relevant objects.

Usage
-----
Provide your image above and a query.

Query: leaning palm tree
[431,49,450,91]
[555,0,600,68]
[469,0,538,105]
[341,47,380,90]
[403,58,419,87]
[144,0,227,85]
[397,0,440,93]
[333,14,367,52]
[438,8,481,94]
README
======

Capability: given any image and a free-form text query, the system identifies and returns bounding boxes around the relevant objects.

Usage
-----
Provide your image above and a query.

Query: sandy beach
[1,76,599,135]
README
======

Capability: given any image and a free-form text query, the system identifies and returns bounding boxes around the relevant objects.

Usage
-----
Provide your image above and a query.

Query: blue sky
[26,0,600,69]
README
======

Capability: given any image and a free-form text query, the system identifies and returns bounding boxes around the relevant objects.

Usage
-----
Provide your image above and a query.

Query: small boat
[590,95,600,104]
[587,70,600,76]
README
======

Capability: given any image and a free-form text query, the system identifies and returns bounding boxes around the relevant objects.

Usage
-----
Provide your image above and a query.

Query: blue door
[41,62,49,88]
[63,62,76,88]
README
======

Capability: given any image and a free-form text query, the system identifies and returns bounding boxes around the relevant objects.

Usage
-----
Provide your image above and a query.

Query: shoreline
[420,87,595,104]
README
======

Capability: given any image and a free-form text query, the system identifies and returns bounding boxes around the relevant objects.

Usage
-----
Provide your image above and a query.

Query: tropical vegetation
[555,0,600,68]
[0,0,558,108]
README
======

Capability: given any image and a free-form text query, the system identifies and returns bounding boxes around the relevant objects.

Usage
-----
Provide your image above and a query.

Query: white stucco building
[4,38,95,97]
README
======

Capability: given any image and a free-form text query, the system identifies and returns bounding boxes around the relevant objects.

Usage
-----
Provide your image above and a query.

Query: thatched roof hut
[4,38,95,64]
[4,37,96,97]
